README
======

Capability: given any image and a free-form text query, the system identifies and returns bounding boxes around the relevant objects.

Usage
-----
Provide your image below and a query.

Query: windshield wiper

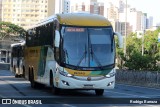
[76,44,87,69]
[64,49,69,64]
[90,45,104,70]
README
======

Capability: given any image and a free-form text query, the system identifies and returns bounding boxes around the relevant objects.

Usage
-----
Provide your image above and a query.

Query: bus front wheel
[50,71,60,95]
[52,85,60,95]
[95,89,104,96]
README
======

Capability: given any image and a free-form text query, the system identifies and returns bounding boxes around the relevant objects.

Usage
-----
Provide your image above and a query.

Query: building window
[21,24,26,26]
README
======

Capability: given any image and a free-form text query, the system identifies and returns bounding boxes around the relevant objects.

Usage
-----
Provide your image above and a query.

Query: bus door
[38,46,48,82]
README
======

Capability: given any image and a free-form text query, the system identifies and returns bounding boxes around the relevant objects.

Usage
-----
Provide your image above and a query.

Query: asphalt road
[0,70,160,107]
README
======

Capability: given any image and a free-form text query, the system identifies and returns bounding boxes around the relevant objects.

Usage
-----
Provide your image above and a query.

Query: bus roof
[56,13,111,26]
[28,13,112,30]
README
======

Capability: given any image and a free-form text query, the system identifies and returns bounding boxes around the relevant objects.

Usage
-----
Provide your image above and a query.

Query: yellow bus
[24,13,123,96]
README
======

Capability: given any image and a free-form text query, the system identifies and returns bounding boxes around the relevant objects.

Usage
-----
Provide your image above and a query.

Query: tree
[144,28,160,57]
[116,29,160,71]
[0,21,26,40]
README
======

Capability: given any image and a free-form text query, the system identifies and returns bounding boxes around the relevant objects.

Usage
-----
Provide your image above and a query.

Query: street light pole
[124,0,127,56]
[142,29,145,56]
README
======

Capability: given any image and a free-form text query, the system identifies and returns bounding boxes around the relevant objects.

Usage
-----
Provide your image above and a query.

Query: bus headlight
[67,74,73,77]
[59,70,73,77]
[105,71,115,78]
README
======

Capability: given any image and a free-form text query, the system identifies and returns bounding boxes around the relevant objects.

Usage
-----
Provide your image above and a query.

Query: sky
[127,0,159,25]
[70,0,160,25]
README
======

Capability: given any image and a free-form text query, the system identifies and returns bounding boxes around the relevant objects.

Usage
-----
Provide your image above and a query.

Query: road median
[116,69,160,88]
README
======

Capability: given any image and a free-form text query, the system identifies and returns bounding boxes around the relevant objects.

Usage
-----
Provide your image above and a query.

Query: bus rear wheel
[95,89,104,96]
[22,66,25,78]
[30,71,38,88]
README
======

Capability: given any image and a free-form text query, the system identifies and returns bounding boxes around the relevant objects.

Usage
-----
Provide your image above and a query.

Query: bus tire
[22,66,25,78]
[50,71,60,95]
[30,70,38,88]
[28,68,31,81]
[52,85,60,95]
[15,74,19,78]
[95,89,104,96]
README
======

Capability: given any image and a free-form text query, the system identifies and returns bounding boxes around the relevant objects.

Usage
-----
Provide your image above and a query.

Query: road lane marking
[63,104,77,107]
[0,78,26,96]
[21,104,32,107]
[105,90,150,98]
[145,95,160,97]
[0,95,7,98]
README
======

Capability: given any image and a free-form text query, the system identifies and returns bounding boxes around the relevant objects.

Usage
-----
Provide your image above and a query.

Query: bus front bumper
[55,75,115,89]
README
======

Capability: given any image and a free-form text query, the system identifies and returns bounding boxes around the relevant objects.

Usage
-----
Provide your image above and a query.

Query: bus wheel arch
[50,69,60,95]
[50,70,53,86]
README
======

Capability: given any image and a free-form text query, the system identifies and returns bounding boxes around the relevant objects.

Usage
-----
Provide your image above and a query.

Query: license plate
[83,84,93,89]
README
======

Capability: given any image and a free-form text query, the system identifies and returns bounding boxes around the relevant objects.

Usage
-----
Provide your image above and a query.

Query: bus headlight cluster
[105,71,115,78]
[62,80,70,86]
[59,70,73,77]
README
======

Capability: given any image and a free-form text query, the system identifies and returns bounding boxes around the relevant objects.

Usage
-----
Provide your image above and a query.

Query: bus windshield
[61,26,115,70]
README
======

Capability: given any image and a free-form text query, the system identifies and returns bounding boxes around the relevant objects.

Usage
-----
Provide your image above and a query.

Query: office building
[71,0,104,15]
[1,0,55,29]
[55,0,70,14]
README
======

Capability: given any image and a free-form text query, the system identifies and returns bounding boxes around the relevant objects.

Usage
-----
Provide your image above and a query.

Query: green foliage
[0,21,25,40]
[116,29,160,71]
[124,52,158,71]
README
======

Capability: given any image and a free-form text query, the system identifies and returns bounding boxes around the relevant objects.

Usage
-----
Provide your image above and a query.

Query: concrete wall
[116,70,160,87]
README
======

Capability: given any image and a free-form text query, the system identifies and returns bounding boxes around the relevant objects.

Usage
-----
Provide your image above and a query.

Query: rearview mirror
[28,29,36,36]
[55,30,60,47]
[114,32,123,48]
